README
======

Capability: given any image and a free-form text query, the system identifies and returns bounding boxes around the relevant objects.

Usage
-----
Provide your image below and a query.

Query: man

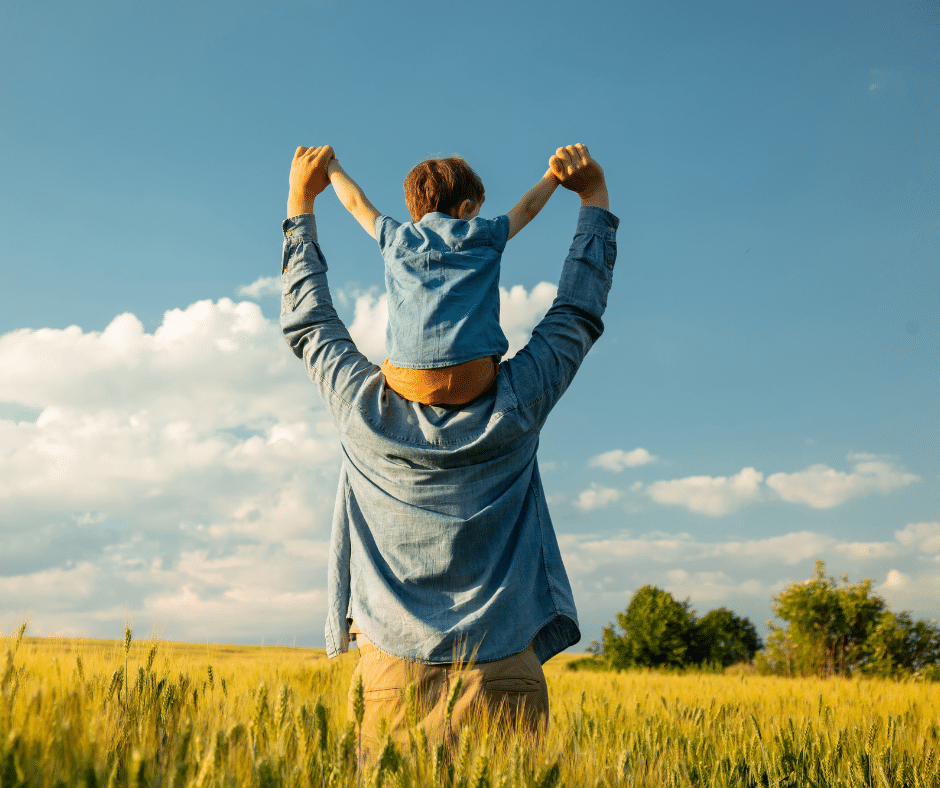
[281,144,618,751]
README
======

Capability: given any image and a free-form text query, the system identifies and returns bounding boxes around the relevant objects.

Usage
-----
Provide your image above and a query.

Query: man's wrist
[579,184,610,211]
[287,190,315,219]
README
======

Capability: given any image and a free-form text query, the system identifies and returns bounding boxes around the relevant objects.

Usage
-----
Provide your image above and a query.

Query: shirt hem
[336,613,580,666]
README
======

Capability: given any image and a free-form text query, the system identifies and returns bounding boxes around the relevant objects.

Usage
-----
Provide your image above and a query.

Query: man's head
[403,157,485,222]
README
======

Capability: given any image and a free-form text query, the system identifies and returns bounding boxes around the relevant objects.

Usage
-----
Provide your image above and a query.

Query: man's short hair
[403,157,485,222]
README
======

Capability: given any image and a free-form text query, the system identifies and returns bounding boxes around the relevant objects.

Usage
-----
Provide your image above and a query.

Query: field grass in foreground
[1,632,939,787]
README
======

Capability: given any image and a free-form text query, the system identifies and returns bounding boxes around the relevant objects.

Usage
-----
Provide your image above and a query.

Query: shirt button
[285,230,292,237]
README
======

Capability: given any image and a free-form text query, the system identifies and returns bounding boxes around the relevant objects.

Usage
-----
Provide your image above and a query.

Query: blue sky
[1,0,937,647]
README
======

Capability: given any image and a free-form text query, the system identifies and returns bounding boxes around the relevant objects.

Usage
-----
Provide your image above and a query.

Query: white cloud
[765,457,919,508]
[0,562,100,607]
[574,485,620,512]
[663,569,767,604]
[500,282,557,358]
[711,531,834,565]
[646,467,764,516]
[589,448,658,472]
[895,522,940,553]
[346,291,389,362]
[877,569,940,619]
[236,276,281,299]
[638,457,919,516]
[882,569,909,590]
[834,541,897,560]
[0,299,341,642]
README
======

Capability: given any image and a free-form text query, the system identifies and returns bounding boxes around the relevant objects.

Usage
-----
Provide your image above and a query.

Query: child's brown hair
[403,157,485,222]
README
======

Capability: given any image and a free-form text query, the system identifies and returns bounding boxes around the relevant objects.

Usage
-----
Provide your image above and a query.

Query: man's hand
[549,144,609,211]
[287,145,335,218]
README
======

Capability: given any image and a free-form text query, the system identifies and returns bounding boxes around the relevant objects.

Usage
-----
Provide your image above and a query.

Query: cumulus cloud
[882,569,910,590]
[895,522,940,553]
[876,569,940,618]
[713,531,835,565]
[574,485,621,512]
[589,448,658,472]
[562,524,935,578]
[765,457,919,508]
[500,282,557,358]
[637,456,920,515]
[346,291,389,362]
[236,276,281,299]
[0,299,340,641]
[663,569,766,604]
[834,541,898,560]
[646,467,764,516]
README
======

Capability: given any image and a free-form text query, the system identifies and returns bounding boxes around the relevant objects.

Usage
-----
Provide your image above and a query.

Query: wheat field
[1,626,938,787]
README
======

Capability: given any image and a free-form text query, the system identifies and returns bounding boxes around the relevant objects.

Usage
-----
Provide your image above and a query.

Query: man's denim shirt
[281,205,619,664]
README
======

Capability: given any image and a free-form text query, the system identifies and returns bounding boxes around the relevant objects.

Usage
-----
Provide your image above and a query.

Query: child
[327,152,559,405]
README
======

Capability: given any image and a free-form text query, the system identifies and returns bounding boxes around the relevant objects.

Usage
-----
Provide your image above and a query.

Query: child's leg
[381,357,498,406]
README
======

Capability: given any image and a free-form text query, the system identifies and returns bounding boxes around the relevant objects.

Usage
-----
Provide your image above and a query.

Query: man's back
[281,203,619,663]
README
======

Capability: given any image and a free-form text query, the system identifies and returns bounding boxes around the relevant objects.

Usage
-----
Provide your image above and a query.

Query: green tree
[760,560,884,677]
[864,610,940,678]
[691,608,763,668]
[598,585,697,669]
[757,559,940,679]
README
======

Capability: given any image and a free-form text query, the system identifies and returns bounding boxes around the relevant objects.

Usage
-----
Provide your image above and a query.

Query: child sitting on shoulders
[327,151,559,405]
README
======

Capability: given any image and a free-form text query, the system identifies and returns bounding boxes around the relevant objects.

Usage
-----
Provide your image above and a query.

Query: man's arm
[503,144,618,427]
[282,146,381,425]
[505,170,559,240]
[327,159,382,239]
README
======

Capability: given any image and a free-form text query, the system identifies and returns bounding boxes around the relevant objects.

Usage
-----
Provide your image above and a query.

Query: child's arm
[504,169,559,240]
[328,159,382,239]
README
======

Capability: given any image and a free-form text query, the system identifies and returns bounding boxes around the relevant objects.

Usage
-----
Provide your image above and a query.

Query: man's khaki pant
[347,635,549,756]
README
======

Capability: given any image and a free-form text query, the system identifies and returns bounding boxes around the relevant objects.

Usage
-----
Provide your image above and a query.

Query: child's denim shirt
[376,213,511,369]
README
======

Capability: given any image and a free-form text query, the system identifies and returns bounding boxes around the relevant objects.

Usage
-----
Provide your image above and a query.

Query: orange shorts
[381,356,498,406]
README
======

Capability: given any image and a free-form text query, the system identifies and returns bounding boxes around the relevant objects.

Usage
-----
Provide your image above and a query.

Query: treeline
[592,560,940,680]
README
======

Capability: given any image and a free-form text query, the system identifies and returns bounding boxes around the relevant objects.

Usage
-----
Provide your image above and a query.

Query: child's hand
[549,144,607,208]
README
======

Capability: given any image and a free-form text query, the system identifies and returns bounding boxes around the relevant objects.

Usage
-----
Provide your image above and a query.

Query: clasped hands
[288,143,607,219]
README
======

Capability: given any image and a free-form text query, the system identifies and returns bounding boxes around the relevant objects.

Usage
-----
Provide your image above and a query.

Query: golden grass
[2,632,938,786]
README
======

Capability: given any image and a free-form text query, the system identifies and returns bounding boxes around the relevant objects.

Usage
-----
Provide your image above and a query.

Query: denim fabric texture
[376,213,511,368]
[280,206,619,664]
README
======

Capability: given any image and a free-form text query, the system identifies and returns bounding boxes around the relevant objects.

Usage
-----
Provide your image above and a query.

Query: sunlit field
[2,628,938,787]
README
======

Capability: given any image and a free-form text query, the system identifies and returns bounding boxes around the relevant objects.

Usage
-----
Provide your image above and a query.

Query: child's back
[377,212,510,369]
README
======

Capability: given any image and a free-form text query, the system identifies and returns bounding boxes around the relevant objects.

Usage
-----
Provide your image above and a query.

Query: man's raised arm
[281,145,379,425]
[504,144,619,428]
